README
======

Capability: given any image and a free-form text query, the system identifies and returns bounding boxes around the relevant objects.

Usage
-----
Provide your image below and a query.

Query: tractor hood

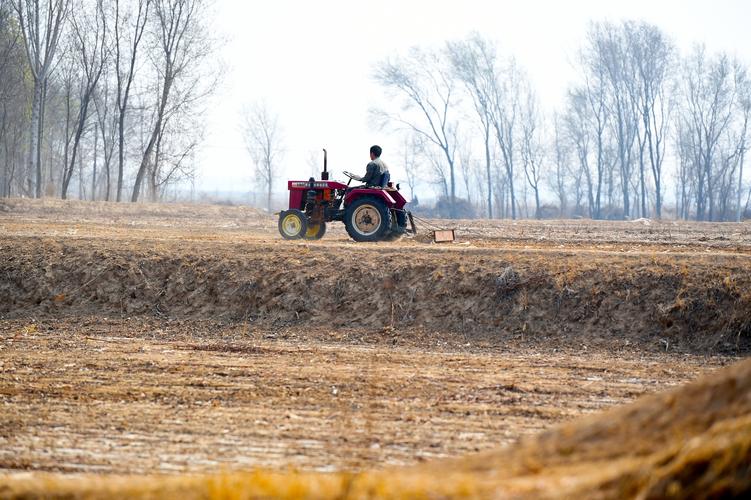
[288,180,349,190]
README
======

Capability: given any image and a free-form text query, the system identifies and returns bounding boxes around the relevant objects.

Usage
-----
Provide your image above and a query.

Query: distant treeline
[2,6,749,221]
[0,0,216,203]
[372,24,750,221]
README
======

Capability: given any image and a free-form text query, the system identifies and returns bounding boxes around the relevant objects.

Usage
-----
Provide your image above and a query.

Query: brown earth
[3,356,748,499]
[0,198,750,496]
[2,199,750,354]
[2,316,727,475]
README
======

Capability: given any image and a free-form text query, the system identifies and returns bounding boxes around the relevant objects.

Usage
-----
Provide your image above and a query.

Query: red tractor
[278,149,416,242]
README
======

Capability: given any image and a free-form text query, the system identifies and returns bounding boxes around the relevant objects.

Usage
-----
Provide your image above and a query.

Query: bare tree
[564,53,612,219]
[493,169,509,218]
[399,132,422,201]
[735,76,750,221]
[112,0,149,201]
[422,141,451,198]
[0,2,30,197]
[93,75,117,200]
[0,2,16,72]
[488,58,524,219]
[373,46,459,217]
[448,33,497,218]
[565,21,678,220]
[148,110,201,201]
[520,87,545,219]
[242,101,283,212]
[622,21,675,219]
[674,119,695,220]
[132,0,214,202]
[59,54,76,195]
[60,0,107,199]
[457,135,474,204]
[13,0,69,197]
[564,89,596,217]
[548,113,569,216]
[679,46,741,220]
[591,22,641,218]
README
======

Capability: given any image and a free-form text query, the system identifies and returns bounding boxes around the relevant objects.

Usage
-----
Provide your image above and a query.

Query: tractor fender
[344,188,396,207]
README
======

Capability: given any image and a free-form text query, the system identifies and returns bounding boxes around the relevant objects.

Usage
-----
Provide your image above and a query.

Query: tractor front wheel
[278,209,308,240]
[344,197,391,242]
[303,221,326,240]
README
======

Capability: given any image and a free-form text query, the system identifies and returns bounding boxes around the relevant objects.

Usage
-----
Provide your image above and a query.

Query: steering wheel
[342,171,361,186]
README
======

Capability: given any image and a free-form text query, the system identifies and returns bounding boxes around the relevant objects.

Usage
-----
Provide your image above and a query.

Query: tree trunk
[484,126,492,218]
[2,138,10,197]
[507,155,516,220]
[62,95,92,199]
[639,146,647,218]
[582,156,594,219]
[133,74,171,203]
[737,148,746,222]
[78,145,84,200]
[133,120,160,202]
[92,127,98,200]
[28,79,42,198]
[595,136,603,219]
[736,117,748,222]
[149,127,163,202]
[105,150,111,201]
[447,152,456,218]
[696,150,707,221]
[116,111,125,201]
[267,171,272,212]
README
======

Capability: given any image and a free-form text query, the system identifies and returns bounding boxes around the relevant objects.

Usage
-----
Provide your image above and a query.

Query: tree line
[373,22,750,221]
[3,10,749,221]
[0,0,216,202]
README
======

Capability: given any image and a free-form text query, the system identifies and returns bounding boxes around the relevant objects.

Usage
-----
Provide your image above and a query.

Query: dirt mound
[2,236,750,354]
[2,357,749,498]
[434,356,751,498]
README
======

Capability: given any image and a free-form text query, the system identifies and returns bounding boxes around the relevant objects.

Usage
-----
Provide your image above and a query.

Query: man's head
[369,145,382,160]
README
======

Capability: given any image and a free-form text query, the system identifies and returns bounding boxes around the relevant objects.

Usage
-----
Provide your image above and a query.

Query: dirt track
[0,198,749,476]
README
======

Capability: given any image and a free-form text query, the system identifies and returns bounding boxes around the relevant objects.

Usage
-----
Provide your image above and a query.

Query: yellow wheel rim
[281,213,302,237]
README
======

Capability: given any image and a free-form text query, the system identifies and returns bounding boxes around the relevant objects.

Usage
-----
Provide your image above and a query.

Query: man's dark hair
[370,145,382,158]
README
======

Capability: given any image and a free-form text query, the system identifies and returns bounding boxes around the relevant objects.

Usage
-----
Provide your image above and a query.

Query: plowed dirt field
[1,198,749,481]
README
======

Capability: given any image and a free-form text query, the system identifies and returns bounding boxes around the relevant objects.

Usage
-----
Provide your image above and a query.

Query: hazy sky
[197,0,751,200]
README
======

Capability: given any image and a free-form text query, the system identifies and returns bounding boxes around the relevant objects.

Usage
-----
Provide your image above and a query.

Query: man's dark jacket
[361,157,389,186]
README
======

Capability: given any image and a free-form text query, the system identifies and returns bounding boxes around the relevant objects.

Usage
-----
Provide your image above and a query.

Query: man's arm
[360,162,378,185]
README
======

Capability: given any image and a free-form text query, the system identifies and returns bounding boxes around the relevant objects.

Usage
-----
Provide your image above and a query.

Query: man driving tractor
[278,145,422,242]
[349,145,390,188]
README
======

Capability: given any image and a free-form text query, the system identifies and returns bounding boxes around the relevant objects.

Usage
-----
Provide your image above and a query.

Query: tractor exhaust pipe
[321,148,329,180]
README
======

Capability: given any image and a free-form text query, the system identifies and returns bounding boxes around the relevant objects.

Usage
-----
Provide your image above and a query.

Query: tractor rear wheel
[384,210,407,241]
[344,197,391,242]
[278,209,308,240]
[303,221,326,240]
